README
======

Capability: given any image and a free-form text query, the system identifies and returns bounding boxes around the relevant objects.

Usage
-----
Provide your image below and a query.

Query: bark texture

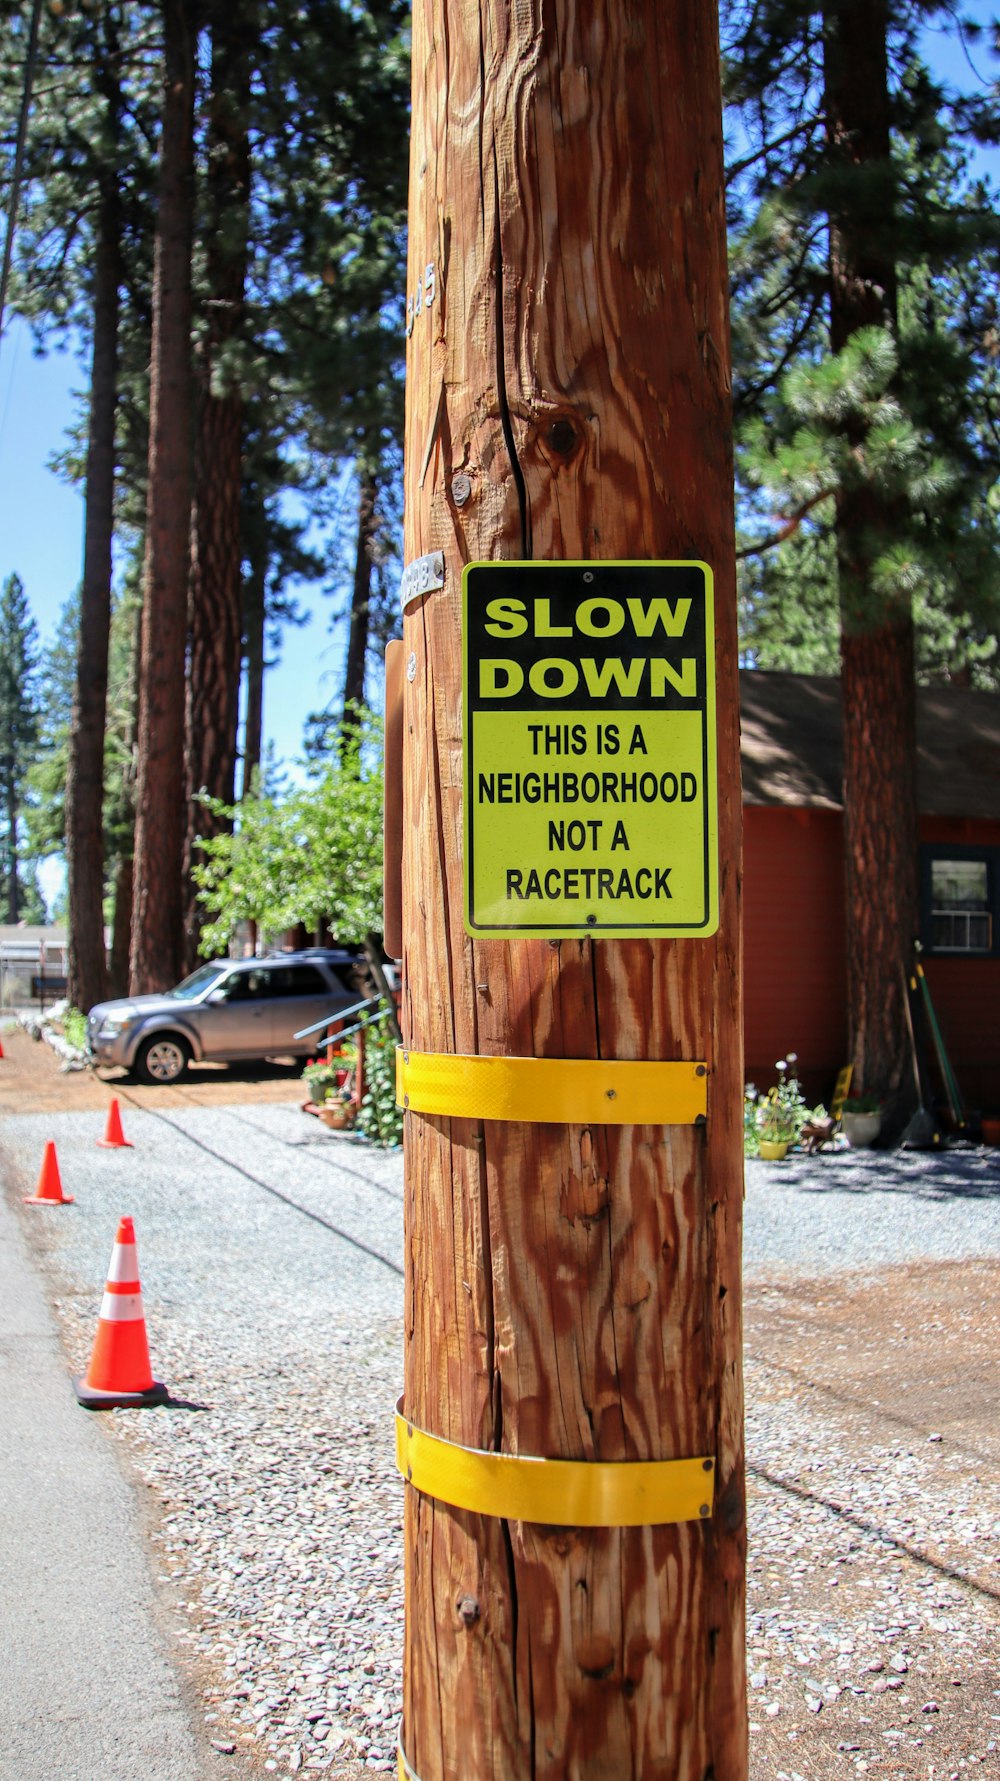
[108,851,133,999]
[343,469,378,717]
[241,529,265,796]
[401,5,745,1776]
[66,151,119,1013]
[183,0,253,971]
[3,774,17,923]
[825,0,919,1098]
[130,0,197,994]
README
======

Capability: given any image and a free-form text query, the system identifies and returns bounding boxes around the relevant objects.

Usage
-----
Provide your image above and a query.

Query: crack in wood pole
[492,154,532,559]
[501,1511,520,1714]
[476,4,488,248]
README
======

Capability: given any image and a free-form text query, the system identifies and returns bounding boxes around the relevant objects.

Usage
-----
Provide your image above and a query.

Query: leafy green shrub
[743,1084,761,1157]
[302,1045,355,1106]
[61,1006,88,1053]
[746,1054,811,1151]
[356,1005,402,1148]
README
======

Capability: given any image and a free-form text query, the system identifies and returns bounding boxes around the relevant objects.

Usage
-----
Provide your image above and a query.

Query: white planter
[841,1110,881,1149]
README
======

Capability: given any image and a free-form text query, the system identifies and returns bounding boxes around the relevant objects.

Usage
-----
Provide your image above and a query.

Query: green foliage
[192,710,384,952]
[25,582,141,872]
[302,1043,356,1106]
[0,573,42,919]
[61,1006,89,1053]
[743,1085,762,1159]
[356,1006,402,1148]
[842,1093,882,1114]
[745,1055,811,1151]
[725,3,1000,681]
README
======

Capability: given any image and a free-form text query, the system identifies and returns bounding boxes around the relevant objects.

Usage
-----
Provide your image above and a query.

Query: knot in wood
[457,1594,481,1627]
[545,416,581,460]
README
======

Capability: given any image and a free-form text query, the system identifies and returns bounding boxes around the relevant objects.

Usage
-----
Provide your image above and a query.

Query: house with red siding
[740,671,1000,1114]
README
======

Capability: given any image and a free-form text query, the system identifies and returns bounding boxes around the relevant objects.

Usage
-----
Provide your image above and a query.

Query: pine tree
[5,0,411,990]
[182,0,255,971]
[725,0,1000,1100]
[0,574,41,923]
[66,2,126,1013]
[130,0,198,995]
[0,0,159,997]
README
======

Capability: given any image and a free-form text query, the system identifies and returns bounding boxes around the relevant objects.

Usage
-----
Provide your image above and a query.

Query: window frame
[920,842,1000,959]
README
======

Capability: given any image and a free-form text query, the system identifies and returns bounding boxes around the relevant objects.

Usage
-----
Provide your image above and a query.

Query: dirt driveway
[0,1019,308,1116]
[744,1262,999,1776]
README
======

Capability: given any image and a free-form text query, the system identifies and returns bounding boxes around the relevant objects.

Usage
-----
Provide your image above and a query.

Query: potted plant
[755,1055,808,1160]
[840,1094,882,1149]
[302,1045,355,1112]
[318,1091,357,1131]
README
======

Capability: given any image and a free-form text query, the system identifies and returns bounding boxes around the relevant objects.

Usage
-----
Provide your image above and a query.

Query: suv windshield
[167,963,226,1001]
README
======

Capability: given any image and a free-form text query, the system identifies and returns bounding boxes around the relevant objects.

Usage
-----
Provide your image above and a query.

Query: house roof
[739,671,1000,818]
[0,925,67,947]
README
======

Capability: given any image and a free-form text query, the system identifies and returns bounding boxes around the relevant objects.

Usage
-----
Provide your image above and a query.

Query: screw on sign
[396,3,745,1778]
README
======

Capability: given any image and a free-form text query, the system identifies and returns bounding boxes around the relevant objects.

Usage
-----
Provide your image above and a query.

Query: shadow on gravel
[754,1149,1000,1200]
[750,1461,1000,1608]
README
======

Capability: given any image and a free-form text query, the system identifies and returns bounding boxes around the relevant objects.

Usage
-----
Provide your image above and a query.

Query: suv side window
[218,973,253,1001]
[268,964,329,996]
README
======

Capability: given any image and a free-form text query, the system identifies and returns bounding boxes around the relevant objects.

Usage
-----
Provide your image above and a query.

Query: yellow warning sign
[463,561,718,938]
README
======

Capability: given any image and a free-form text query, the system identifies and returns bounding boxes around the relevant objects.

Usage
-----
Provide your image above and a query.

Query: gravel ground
[743,1142,1000,1277]
[2,1067,998,1779]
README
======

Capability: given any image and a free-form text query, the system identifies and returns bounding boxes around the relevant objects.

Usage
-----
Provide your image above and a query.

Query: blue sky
[0,317,354,774]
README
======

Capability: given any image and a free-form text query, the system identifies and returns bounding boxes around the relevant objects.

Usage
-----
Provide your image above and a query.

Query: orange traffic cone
[23,1140,74,1206]
[73,1217,168,1409]
[96,1097,133,1150]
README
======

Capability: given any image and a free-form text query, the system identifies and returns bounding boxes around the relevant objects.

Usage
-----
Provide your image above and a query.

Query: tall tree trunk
[825,0,918,1101]
[4,769,17,923]
[182,0,254,973]
[108,852,133,998]
[241,528,265,796]
[342,467,377,719]
[108,591,141,999]
[66,143,120,1013]
[130,0,197,994]
[401,3,745,1775]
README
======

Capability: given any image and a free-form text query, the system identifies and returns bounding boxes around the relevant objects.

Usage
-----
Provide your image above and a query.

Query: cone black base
[73,1375,169,1411]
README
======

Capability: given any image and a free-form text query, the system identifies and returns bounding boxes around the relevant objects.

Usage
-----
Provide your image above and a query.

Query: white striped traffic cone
[73,1217,168,1409]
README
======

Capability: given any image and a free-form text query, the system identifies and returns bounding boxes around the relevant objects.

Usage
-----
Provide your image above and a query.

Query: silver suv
[87,949,363,1085]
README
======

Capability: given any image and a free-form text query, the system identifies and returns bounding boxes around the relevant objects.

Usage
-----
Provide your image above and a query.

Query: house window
[921,845,1000,957]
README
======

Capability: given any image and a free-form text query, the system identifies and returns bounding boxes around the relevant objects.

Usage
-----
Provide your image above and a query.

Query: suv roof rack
[259,945,362,963]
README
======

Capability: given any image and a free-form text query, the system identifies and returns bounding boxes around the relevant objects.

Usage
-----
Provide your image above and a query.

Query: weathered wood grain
[401,3,746,1775]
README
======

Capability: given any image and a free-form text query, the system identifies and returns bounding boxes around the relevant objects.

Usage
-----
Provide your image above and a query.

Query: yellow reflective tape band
[395,1049,707,1125]
[398,1740,421,1781]
[395,1403,715,1528]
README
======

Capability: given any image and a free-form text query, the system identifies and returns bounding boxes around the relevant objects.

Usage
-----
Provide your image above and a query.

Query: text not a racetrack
[506,865,672,901]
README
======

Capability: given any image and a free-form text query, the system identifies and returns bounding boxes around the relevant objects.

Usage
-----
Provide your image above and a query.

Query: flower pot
[758,1139,790,1161]
[318,1102,355,1131]
[841,1111,881,1149]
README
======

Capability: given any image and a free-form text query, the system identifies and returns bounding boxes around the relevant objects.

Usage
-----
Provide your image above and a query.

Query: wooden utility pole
[398,4,745,1777]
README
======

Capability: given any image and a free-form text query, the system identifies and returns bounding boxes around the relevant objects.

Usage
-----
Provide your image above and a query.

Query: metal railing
[293,993,393,1048]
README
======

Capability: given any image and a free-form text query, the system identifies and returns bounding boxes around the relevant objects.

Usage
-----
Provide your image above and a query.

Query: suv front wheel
[134,1033,190,1085]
